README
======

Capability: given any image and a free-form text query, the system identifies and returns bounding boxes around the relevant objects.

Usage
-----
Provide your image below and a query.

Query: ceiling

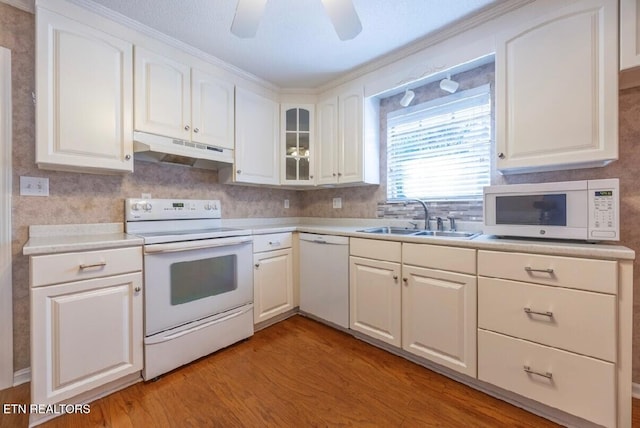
[87,0,501,89]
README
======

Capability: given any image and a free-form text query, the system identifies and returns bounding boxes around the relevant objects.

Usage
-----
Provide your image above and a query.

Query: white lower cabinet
[349,239,476,377]
[253,233,294,324]
[30,247,143,407]
[349,255,402,347]
[477,249,622,427]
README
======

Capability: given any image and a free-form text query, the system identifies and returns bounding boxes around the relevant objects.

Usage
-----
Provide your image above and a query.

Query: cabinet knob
[403,277,408,284]
[310,175,314,179]
[237,170,242,174]
[184,125,190,131]
[392,275,398,280]
[337,172,342,177]
[134,286,141,292]
[254,263,260,268]
[125,154,131,160]
[194,128,199,133]
[498,152,505,159]
[332,173,337,177]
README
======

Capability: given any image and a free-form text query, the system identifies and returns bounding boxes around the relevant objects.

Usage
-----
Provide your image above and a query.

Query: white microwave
[483,179,619,241]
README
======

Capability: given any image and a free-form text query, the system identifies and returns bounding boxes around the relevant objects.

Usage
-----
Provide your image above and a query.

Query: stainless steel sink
[357,227,480,239]
[413,230,481,239]
[357,226,422,235]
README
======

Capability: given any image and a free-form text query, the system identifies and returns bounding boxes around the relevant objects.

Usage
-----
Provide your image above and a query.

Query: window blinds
[387,84,491,201]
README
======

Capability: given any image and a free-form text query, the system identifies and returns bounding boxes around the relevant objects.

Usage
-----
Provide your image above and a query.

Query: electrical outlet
[284,199,290,209]
[20,176,49,196]
[332,197,342,209]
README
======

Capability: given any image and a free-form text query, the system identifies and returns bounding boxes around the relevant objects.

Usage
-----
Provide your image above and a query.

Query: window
[386,84,491,201]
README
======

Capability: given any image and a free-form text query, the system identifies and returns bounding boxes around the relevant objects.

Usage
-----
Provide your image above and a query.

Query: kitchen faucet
[404,199,429,230]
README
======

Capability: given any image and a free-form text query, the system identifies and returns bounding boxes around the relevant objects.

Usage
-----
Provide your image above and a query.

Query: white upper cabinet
[134,47,190,140]
[227,87,279,185]
[281,104,315,185]
[134,48,234,149]
[36,8,134,173]
[316,84,379,186]
[495,0,618,174]
[191,69,234,149]
[620,0,640,70]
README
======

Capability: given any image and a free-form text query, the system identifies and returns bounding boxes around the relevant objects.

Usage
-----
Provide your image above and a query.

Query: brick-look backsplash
[376,200,483,222]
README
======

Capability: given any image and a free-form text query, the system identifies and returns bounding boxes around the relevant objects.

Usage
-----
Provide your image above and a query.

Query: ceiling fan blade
[321,0,362,41]
[231,0,267,38]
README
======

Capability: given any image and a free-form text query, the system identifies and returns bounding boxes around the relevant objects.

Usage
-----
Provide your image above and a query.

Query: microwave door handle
[144,236,252,254]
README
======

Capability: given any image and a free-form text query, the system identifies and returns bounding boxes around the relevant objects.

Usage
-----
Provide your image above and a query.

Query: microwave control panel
[588,179,619,239]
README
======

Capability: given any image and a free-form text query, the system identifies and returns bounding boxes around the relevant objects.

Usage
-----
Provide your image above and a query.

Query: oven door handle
[144,236,253,254]
[145,305,253,345]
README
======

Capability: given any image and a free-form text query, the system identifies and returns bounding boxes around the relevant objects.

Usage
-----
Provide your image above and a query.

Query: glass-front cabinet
[281,104,314,185]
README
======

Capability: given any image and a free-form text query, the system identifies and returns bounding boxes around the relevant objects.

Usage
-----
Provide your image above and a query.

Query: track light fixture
[439,75,459,94]
[399,89,415,107]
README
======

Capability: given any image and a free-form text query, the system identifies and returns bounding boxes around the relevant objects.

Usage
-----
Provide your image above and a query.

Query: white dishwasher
[299,233,349,329]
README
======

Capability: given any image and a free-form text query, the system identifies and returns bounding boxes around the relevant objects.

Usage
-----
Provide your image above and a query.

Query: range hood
[133,131,234,170]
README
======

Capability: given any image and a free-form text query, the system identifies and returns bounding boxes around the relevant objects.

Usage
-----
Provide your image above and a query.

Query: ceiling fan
[231,0,363,41]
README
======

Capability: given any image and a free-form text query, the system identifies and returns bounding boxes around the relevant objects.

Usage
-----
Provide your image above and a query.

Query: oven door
[143,236,253,336]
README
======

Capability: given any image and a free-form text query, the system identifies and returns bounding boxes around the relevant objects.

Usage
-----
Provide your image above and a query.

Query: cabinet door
[620,0,640,70]
[191,68,234,149]
[349,256,401,347]
[281,104,314,185]
[31,273,143,405]
[495,0,617,173]
[338,87,364,183]
[253,248,294,323]
[315,97,339,185]
[235,87,280,185]
[134,47,191,140]
[402,265,477,377]
[36,9,133,173]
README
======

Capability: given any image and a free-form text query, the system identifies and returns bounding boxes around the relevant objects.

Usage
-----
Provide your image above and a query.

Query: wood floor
[2,315,639,427]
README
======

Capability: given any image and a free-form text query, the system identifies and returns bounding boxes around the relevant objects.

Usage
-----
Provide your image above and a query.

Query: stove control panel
[125,198,221,221]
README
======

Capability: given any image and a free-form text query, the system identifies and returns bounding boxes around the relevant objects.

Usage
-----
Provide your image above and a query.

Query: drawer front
[403,243,476,274]
[253,232,292,253]
[350,238,401,263]
[478,277,616,362]
[31,246,142,287]
[478,250,617,294]
[478,330,616,428]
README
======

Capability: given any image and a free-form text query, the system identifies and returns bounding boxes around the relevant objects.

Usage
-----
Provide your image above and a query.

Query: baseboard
[632,382,640,399]
[13,367,30,386]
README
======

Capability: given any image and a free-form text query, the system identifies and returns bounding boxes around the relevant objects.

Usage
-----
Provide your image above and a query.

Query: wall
[0,2,301,373]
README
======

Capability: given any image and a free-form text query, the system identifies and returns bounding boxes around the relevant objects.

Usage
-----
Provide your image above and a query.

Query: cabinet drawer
[350,238,401,262]
[253,232,292,252]
[478,330,615,428]
[478,277,616,362]
[478,250,617,294]
[403,243,476,274]
[31,246,142,287]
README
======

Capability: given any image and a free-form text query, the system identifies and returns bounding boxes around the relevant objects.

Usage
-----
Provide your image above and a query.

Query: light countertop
[22,219,635,261]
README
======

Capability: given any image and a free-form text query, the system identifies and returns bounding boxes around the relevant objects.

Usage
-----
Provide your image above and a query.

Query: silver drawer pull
[523,365,553,380]
[524,307,553,318]
[269,241,281,246]
[524,266,554,274]
[79,261,106,270]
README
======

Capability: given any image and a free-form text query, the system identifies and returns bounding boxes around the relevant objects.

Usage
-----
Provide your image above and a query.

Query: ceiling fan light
[231,0,268,38]
[321,0,363,41]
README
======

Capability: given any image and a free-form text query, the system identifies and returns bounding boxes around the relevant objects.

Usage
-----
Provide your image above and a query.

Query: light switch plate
[332,197,342,209]
[20,176,49,196]
[284,199,290,209]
